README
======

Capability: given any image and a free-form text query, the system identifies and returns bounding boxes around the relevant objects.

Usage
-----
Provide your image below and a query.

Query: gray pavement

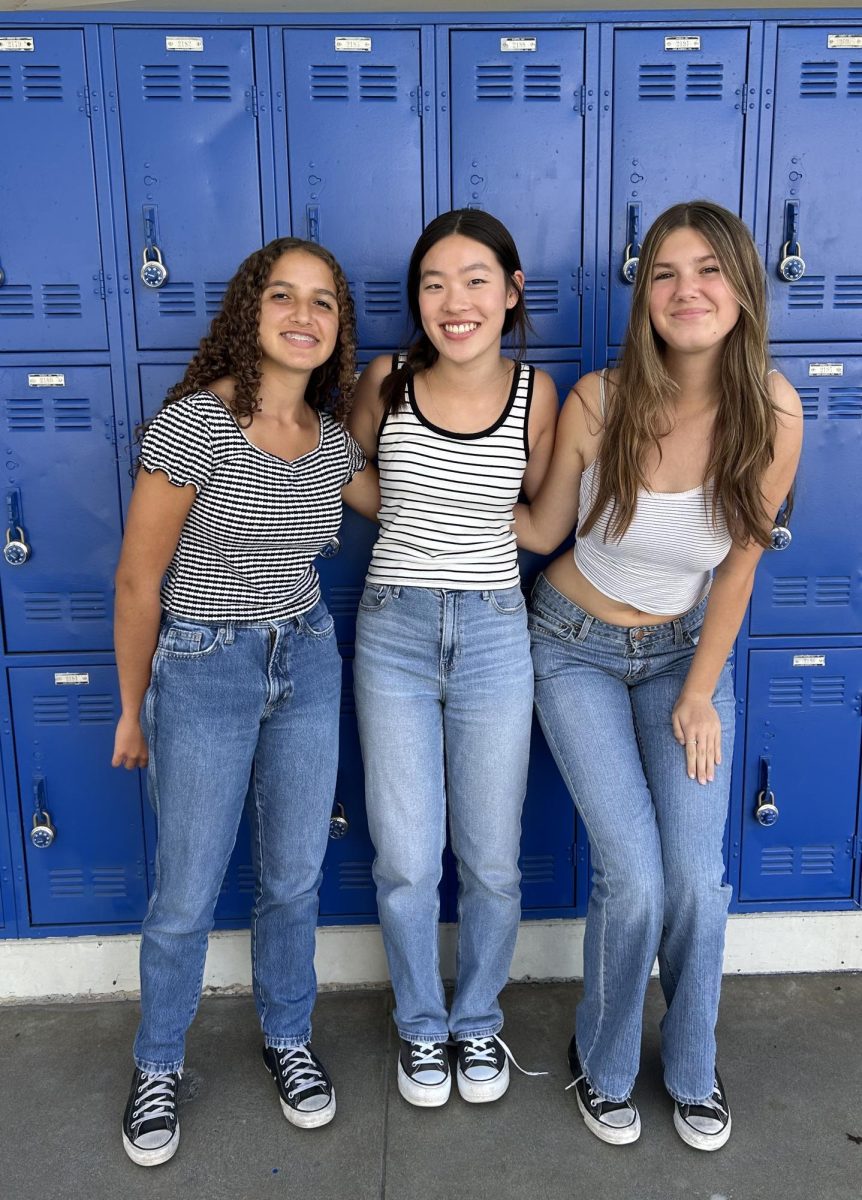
[1,975,860,1200]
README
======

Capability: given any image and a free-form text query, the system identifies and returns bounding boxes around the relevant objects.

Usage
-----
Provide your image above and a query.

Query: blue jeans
[353,584,534,1042]
[134,601,341,1073]
[529,573,734,1105]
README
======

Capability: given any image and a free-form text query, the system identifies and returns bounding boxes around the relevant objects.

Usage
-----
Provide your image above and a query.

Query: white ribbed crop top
[573,371,733,615]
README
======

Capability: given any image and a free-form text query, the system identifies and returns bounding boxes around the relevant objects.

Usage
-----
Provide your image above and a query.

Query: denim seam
[453,1023,503,1042]
[134,1055,184,1074]
[265,1033,313,1051]
[250,766,267,1030]
[397,1030,450,1045]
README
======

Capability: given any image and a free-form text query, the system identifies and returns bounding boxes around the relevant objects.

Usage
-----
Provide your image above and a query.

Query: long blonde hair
[579,200,782,548]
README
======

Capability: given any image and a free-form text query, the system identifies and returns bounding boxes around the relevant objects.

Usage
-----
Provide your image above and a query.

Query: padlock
[769,524,792,551]
[31,809,56,848]
[755,789,779,828]
[777,242,805,283]
[329,803,349,839]
[620,243,639,285]
[319,535,341,560]
[140,246,169,289]
[3,526,31,566]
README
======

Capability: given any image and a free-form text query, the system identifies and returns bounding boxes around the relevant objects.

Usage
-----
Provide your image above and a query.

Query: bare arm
[673,373,804,783]
[520,368,559,500]
[347,353,390,459]
[342,459,380,522]
[112,469,197,768]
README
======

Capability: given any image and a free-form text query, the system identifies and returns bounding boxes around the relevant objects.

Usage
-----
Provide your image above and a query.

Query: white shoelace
[411,1042,447,1069]
[461,1035,548,1077]
[689,1083,727,1116]
[276,1046,328,1100]
[131,1071,179,1132]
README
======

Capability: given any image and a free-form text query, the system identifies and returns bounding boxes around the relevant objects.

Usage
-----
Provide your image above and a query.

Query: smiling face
[416,233,522,367]
[648,226,741,357]
[257,250,340,376]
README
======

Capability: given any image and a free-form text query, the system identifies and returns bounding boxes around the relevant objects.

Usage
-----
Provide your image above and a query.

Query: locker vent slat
[338,861,374,889]
[814,576,851,606]
[310,65,349,101]
[809,677,845,706]
[191,65,231,102]
[49,869,85,897]
[42,284,83,320]
[520,854,556,883]
[0,285,35,319]
[327,585,363,615]
[475,64,514,100]
[787,277,825,309]
[686,63,723,100]
[849,62,862,97]
[799,61,838,98]
[53,398,92,431]
[22,65,62,102]
[0,66,12,100]
[340,686,356,717]
[524,279,560,314]
[78,694,116,724]
[800,846,836,876]
[770,577,807,608]
[638,64,676,100]
[359,64,398,101]
[92,867,129,897]
[827,386,862,419]
[833,276,862,309]
[70,592,109,621]
[158,283,196,317]
[523,65,562,101]
[204,282,228,316]
[767,676,804,707]
[797,387,819,419]
[222,864,255,894]
[363,280,402,315]
[24,594,64,622]
[142,64,182,101]
[760,846,794,876]
[33,695,71,725]
[6,399,45,431]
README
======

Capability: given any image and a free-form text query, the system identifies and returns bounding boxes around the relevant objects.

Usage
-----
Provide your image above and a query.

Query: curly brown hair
[163,237,357,424]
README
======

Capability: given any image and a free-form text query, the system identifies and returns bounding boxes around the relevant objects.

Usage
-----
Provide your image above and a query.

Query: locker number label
[828,35,862,49]
[165,37,204,52]
[809,362,844,377]
[54,672,90,686]
[792,655,826,668]
[0,37,34,52]
[28,373,65,388]
[335,37,372,52]
[501,38,537,52]
[665,36,701,51]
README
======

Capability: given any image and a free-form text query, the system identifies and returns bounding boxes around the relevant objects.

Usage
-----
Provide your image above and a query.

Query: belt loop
[575,614,594,642]
[223,622,235,646]
[393,585,401,599]
[672,617,684,648]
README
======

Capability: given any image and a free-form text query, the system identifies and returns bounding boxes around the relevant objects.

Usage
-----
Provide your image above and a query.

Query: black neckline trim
[406,361,522,441]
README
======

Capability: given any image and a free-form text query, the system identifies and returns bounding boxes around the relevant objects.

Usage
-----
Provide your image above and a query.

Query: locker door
[114,28,264,350]
[283,27,424,350]
[0,29,107,351]
[740,649,861,902]
[10,666,148,926]
[767,27,862,342]
[609,27,750,346]
[0,366,123,652]
[751,355,862,635]
[449,29,585,348]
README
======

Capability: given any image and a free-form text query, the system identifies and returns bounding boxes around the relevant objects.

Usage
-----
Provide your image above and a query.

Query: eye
[270,290,290,301]
[468,277,489,287]
[701,265,721,275]
[652,270,673,282]
[314,298,335,310]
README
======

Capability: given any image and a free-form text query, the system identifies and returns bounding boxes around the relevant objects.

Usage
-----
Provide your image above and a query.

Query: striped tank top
[574,371,733,614]
[366,360,534,590]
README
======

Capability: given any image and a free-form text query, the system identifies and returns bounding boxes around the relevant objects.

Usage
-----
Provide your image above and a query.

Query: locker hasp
[30,775,56,848]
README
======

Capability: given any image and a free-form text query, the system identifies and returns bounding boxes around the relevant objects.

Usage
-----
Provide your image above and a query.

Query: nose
[672,272,700,300]
[289,297,313,325]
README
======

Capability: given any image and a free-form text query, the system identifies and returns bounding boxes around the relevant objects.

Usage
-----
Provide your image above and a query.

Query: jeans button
[632,629,644,641]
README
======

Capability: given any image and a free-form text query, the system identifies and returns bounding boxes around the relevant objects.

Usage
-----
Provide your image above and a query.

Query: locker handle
[755,756,779,827]
[777,201,805,282]
[620,202,642,285]
[30,775,56,849]
[3,489,31,567]
[140,206,169,289]
[306,205,320,244]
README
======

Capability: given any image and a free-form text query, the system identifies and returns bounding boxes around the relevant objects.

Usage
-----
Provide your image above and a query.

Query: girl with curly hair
[112,237,378,1166]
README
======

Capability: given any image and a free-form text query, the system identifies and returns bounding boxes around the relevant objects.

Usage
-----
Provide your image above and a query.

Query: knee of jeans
[146,885,218,937]
[373,849,441,894]
[600,864,664,930]
[664,861,731,921]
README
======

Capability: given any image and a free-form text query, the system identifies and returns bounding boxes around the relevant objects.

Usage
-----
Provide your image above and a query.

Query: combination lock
[31,809,56,848]
[140,246,169,289]
[769,525,793,551]
[777,242,806,283]
[620,243,639,285]
[319,536,341,560]
[3,526,31,566]
[329,803,349,839]
[755,789,779,828]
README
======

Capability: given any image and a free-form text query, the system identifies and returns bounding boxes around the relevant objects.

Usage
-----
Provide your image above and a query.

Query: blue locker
[0,366,123,652]
[113,28,265,350]
[751,355,862,635]
[740,648,861,902]
[0,29,107,352]
[449,29,586,348]
[520,721,576,910]
[766,26,862,342]
[608,26,751,346]
[283,27,425,349]
[9,665,148,925]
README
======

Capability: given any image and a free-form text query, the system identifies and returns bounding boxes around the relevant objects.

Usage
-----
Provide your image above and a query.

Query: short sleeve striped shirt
[139,391,365,621]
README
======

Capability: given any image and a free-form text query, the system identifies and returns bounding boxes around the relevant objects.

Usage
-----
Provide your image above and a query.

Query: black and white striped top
[139,391,365,621]
[367,361,534,590]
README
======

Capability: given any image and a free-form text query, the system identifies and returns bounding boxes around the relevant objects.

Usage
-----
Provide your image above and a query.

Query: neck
[663,347,722,414]
[429,348,508,394]
[256,364,313,420]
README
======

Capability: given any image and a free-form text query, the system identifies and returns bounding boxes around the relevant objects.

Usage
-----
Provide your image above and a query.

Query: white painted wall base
[1,911,860,1003]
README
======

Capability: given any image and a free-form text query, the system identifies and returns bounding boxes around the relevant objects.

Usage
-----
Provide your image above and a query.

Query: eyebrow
[265,279,338,300]
[420,261,494,279]
[653,254,718,269]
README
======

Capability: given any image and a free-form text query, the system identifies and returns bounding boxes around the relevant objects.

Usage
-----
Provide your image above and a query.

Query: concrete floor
[1,975,860,1200]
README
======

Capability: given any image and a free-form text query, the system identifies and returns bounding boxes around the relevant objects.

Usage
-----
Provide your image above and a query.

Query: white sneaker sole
[456,1059,510,1104]
[278,1091,336,1129]
[397,1060,451,1107]
[575,1090,641,1145]
[122,1125,180,1167]
[673,1106,731,1151]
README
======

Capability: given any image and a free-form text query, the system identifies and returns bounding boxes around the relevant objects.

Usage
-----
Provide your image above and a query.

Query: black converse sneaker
[456,1035,510,1103]
[263,1044,336,1129]
[397,1039,451,1107]
[122,1067,181,1166]
[673,1070,732,1151]
[566,1037,641,1145]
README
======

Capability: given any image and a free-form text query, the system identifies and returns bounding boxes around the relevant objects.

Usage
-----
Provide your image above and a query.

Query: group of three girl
[111,201,802,1167]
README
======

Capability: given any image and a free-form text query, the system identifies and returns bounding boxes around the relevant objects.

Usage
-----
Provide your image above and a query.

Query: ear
[506,270,525,309]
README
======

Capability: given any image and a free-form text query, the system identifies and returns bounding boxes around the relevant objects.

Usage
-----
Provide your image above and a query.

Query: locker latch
[755,756,779,827]
[777,200,805,283]
[329,803,349,839]
[4,490,31,566]
[30,776,56,849]
[620,202,641,285]
[141,205,169,288]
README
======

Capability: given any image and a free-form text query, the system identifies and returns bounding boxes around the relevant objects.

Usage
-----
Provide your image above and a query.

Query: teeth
[443,323,478,334]
[282,332,316,344]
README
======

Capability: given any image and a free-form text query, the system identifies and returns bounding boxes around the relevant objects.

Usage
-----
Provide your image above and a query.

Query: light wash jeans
[134,601,341,1073]
[353,583,534,1042]
[529,573,734,1105]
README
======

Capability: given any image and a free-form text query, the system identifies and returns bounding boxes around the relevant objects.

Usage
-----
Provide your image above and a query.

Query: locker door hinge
[849,835,860,861]
[577,266,584,295]
[83,89,92,119]
[104,415,118,447]
[577,84,587,116]
[97,269,106,300]
[251,86,259,118]
[740,82,749,116]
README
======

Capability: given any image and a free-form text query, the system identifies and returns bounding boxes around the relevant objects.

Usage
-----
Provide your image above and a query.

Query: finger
[705,735,717,783]
[685,736,697,779]
[696,738,709,784]
[714,728,722,767]
[672,713,686,745]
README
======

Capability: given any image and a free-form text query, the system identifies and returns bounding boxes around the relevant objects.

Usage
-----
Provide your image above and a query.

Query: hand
[112,713,148,769]
[672,691,722,785]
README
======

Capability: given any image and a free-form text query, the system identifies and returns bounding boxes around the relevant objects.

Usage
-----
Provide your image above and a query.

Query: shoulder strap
[598,368,608,418]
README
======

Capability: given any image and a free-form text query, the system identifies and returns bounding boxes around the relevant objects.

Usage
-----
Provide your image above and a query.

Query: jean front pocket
[298,601,335,639]
[486,585,526,615]
[358,583,394,613]
[158,619,224,659]
[527,608,575,642]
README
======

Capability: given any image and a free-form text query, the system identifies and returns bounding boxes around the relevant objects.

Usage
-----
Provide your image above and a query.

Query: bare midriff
[543,553,688,628]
